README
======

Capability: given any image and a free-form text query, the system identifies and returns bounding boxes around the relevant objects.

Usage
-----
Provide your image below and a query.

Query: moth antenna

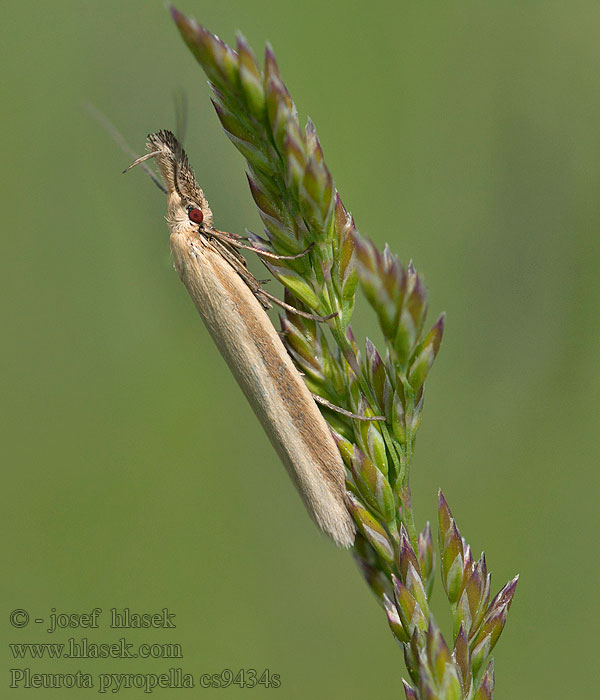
[311,394,386,422]
[84,102,167,193]
[122,152,166,194]
[123,151,161,171]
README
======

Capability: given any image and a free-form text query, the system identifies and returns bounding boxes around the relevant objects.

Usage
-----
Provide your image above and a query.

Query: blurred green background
[3,1,599,697]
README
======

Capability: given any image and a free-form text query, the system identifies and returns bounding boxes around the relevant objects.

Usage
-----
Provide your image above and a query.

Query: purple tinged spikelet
[171,10,238,89]
[299,154,334,233]
[345,323,359,348]
[453,624,471,690]
[354,234,407,341]
[442,545,464,605]
[344,366,362,413]
[284,131,306,195]
[263,45,300,157]
[391,385,407,444]
[334,194,354,250]
[403,630,422,686]
[211,98,254,143]
[471,555,492,634]
[410,385,425,433]
[246,177,298,250]
[456,583,474,638]
[305,118,323,162]
[265,85,295,156]
[418,677,435,700]
[330,429,354,466]
[488,574,519,614]
[349,445,395,524]
[321,256,333,283]
[367,418,388,473]
[279,317,324,383]
[235,33,265,117]
[215,121,273,173]
[438,492,518,658]
[300,158,321,209]
[281,293,317,339]
[347,493,395,564]
[473,659,494,700]
[384,593,410,644]
[408,313,445,392]
[344,325,361,368]
[396,268,428,367]
[438,490,454,542]
[407,273,428,329]
[364,338,387,410]
[245,174,276,217]
[264,43,294,113]
[381,375,394,421]
[426,621,450,686]
[471,635,492,679]
[472,575,519,654]
[351,233,440,380]
[418,522,436,597]
[333,195,358,325]
[406,620,463,700]
[382,245,405,305]
[310,323,347,400]
[264,73,287,143]
[395,527,430,620]
[397,524,421,582]
[302,120,335,234]
[405,562,429,619]
[402,680,418,700]
[352,405,388,477]
[263,259,322,311]
[393,574,427,636]
[438,491,465,604]
[456,550,491,638]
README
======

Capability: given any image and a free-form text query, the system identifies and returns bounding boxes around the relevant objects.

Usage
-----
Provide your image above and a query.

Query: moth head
[126,129,213,233]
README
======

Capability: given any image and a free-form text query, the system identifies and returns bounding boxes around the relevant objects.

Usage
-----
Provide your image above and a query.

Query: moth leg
[212,229,314,261]
[207,236,332,319]
[251,242,313,261]
[258,288,338,322]
[311,394,386,422]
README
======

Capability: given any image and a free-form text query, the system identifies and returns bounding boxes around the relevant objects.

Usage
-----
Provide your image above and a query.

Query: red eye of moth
[188,208,204,224]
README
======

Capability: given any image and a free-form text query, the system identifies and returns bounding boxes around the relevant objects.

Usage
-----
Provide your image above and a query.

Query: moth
[127,130,355,547]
